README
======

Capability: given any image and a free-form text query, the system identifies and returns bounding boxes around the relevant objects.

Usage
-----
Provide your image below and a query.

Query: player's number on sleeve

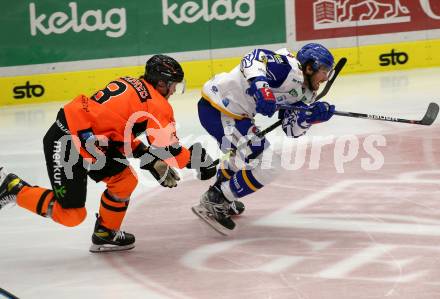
[92,81,127,104]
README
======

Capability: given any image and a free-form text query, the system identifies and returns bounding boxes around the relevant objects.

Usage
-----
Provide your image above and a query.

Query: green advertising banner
[0,0,286,67]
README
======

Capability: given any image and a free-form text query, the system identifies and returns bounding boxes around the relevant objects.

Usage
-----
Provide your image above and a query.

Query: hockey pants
[198,98,282,200]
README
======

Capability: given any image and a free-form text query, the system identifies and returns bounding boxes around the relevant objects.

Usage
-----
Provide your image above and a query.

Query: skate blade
[191,204,231,236]
[0,202,17,211]
[89,243,135,253]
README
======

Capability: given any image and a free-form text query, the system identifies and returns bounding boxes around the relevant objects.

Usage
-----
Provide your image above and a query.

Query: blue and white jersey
[201,48,317,119]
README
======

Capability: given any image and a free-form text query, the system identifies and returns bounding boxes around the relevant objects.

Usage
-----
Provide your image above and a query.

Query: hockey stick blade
[419,102,439,125]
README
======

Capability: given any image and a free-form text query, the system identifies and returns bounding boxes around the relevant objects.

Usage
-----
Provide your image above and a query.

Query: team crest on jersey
[222,98,230,107]
[241,51,256,68]
[211,85,218,93]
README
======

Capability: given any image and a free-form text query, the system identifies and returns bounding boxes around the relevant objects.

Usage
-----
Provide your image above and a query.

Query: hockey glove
[186,143,217,180]
[247,76,276,117]
[133,143,180,188]
[298,101,335,125]
[143,159,180,188]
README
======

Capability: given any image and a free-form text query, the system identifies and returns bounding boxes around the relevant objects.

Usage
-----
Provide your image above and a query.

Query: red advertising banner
[295,0,440,41]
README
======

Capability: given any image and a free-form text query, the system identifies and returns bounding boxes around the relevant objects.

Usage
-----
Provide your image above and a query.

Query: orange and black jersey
[63,76,190,168]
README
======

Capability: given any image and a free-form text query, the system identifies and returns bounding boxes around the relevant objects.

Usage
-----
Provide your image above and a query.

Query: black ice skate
[0,167,28,210]
[213,175,245,216]
[192,186,236,235]
[89,214,135,253]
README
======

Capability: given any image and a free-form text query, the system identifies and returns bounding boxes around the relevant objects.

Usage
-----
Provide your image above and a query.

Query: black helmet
[144,54,184,86]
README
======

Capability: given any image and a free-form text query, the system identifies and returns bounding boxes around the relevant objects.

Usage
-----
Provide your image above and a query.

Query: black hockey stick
[256,102,438,145]
[0,288,19,299]
[333,102,439,125]
[212,57,348,166]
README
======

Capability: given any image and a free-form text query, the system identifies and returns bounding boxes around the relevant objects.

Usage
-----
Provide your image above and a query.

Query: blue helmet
[297,43,334,71]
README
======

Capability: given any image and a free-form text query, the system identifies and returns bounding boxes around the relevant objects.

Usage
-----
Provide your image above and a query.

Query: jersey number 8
[92,81,127,104]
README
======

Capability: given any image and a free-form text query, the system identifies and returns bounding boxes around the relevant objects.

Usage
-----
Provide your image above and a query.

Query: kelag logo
[162,0,255,27]
[13,81,45,99]
[379,49,409,66]
[29,2,126,38]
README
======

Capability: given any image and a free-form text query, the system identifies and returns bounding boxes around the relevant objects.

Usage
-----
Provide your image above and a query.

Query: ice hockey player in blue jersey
[192,43,336,235]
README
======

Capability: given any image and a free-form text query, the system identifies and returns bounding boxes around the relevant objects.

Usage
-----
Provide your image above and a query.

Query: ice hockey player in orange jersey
[0,55,216,252]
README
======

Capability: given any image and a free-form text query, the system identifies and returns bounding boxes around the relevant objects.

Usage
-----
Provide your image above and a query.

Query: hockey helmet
[297,43,334,72]
[144,54,184,86]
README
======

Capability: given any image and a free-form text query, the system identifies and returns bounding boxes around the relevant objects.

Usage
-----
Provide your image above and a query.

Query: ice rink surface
[1,67,440,298]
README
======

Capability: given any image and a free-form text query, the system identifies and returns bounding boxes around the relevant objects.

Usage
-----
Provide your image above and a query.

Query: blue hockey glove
[298,101,335,125]
[247,76,276,117]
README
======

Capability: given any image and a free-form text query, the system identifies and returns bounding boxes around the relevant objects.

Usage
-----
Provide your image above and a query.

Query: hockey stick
[253,101,439,147]
[331,102,439,126]
[0,288,19,299]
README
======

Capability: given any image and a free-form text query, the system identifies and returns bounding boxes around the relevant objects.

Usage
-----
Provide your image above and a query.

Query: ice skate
[89,214,135,253]
[0,167,28,210]
[192,186,236,235]
[213,173,245,216]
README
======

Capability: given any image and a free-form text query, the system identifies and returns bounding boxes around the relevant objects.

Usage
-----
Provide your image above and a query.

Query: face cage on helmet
[166,79,186,95]
[311,61,334,79]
